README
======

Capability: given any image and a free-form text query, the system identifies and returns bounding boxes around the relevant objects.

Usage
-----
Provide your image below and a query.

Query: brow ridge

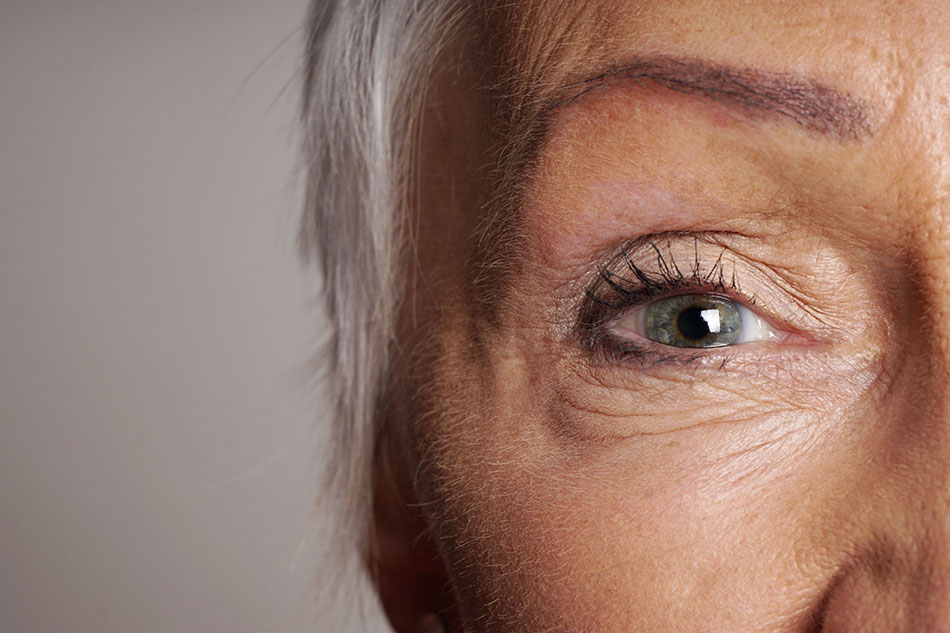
[468,55,871,329]
[542,55,872,141]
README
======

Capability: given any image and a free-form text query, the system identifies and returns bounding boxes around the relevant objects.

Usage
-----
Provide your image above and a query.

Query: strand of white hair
[300,0,466,617]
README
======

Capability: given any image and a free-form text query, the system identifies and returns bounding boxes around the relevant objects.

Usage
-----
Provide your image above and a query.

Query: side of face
[383,1,950,631]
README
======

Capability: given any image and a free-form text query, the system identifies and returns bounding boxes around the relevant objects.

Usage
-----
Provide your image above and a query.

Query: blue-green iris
[644,295,742,348]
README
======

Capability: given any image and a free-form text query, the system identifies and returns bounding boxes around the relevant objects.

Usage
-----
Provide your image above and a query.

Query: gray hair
[300,0,467,573]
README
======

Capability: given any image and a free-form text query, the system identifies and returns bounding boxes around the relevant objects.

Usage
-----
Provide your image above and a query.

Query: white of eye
[609,295,780,348]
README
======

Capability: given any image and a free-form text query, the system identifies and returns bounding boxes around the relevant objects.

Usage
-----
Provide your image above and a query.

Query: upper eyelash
[586,235,747,311]
[576,234,756,356]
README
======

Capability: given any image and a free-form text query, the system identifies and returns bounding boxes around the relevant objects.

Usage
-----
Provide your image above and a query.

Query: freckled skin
[381,1,950,631]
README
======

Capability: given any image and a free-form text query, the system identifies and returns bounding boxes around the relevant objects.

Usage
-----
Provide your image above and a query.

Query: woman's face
[388,0,950,630]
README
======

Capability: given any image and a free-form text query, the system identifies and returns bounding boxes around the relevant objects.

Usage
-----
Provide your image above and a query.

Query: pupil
[677,306,713,340]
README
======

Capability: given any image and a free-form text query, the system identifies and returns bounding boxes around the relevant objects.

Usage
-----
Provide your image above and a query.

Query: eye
[609,294,778,349]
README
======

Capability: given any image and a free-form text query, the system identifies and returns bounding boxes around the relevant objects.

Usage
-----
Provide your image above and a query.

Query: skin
[376,1,950,631]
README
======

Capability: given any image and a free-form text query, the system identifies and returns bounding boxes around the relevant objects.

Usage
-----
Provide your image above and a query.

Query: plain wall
[0,1,386,631]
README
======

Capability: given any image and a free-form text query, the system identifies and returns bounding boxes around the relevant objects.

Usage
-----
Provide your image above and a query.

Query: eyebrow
[539,55,872,141]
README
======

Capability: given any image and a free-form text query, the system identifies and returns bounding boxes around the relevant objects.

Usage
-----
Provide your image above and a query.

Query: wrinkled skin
[378,1,950,631]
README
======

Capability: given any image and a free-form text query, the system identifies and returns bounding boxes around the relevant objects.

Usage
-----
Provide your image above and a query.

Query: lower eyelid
[591,334,809,373]
[592,335,744,371]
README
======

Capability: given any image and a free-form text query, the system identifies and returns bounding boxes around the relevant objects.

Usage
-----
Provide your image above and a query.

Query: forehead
[482,0,950,138]
[491,0,939,75]
[472,0,950,222]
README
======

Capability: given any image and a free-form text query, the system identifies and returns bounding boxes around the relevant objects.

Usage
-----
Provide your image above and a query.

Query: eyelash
[579,236,756,365]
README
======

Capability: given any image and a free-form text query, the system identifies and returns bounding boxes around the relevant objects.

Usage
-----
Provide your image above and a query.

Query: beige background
[0,1,386,631]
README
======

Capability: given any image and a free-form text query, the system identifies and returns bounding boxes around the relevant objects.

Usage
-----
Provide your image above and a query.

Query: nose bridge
[921,515,950,628]
[901,201,950,627]
[914,197,950,443]
[921,197,950,334]
[914,46,950,380]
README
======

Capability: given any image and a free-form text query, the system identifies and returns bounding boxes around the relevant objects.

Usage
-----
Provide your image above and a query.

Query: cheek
[417,329,891,632]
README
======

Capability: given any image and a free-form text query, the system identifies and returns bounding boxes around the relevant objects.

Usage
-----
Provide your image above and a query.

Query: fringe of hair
[299,0,467,609]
